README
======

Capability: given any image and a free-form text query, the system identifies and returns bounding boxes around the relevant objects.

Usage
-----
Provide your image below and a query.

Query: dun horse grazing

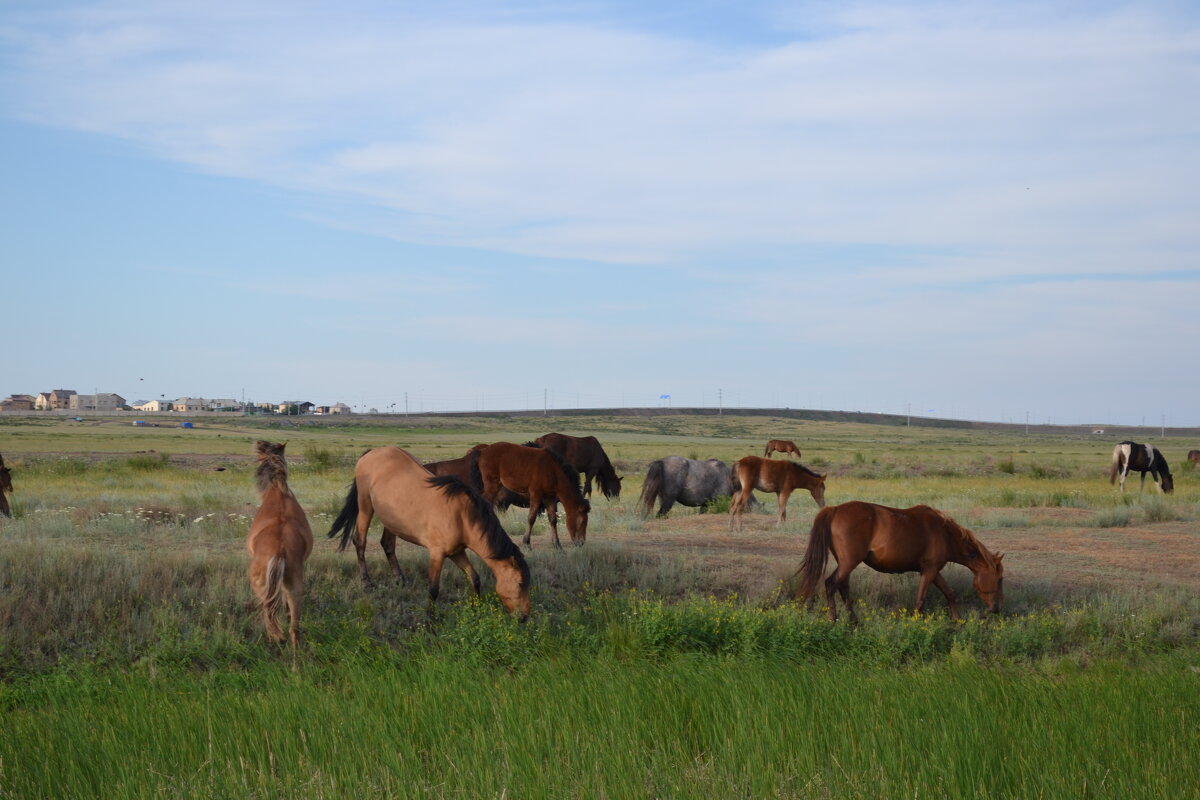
[534,432,622,499]
[246,441,313,658]
[764,439,801,459]
[1110,441,1174,494]
[469,442,590,549]
[795,501,1005,622]
[0,453,13,518]
[729,456,826,530]
[328,446,530,618]
[639,456,738,517]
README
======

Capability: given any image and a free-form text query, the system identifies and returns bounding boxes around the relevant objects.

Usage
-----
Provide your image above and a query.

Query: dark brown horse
[764,439,801,459]
[470,442,590,549]
[534,432,622,499]
[328,446,530,618]
[729,455,825,530]
[246,441,313,660]
[1189,449,1200,466]
[0,453,12,518]
[796,501,1005,622]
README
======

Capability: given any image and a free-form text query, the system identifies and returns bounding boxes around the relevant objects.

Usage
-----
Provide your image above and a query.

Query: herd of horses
[0,435,1190,657]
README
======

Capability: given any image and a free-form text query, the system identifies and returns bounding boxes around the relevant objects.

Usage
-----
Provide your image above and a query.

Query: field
[1,413,1199,798]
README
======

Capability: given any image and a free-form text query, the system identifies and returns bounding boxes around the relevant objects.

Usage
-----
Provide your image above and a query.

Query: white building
[69,393,126,412]
[172,397,208,413]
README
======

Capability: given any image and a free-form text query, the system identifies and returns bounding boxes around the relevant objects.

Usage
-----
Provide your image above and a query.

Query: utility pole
[906,402,911,427]
[1161,414,1166,438]
[404,392,408,416]
[543,388,547,416]
[1025,411,1029,436]
[718,388,723,416]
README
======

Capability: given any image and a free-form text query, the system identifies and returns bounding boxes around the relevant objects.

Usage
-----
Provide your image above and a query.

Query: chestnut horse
[469,442,590,549]
[426,444,526,509]
[1189,449,1200,466]
[246,441,313,659]
[534,432,622,499]
[795,501,1005,622]
[0,453,13,518]
[729,455,826,530]
[764,439,801,459]
[328,446,530,618]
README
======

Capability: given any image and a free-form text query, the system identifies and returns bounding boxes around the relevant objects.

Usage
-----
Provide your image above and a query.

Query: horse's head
[970,552,1005,613]
[0,466,11,494]
[568,499,591,545]
[494,555,532,621]
[811,473,827,508]
[1161,473,1175,494]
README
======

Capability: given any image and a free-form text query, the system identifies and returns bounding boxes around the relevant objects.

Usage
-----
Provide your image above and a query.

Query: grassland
[0,414,1198,798]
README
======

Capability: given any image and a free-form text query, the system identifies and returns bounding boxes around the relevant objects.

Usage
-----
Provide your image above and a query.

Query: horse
[245,441,314,661]
[764,439,801,459]
[795,501,1005,622]
[426,444,527,509]
[0,453,13,518]
[468,442,590,549]
[534,432,622,499]
[1110,441,1174,494]
[638,456,739,517]
[1187,449,1200,466]
[328,446,530,618]
[729,456,826,530]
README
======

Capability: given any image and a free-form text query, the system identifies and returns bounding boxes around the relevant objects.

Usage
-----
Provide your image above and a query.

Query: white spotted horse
[1109,441,1173,494]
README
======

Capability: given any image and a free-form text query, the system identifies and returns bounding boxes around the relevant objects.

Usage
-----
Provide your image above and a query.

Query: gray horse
[639,456,749,517]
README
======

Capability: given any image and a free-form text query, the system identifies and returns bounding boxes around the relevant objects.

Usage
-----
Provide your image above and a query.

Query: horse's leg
[1139,471,1147,495]
[523,498,539,548]
[823,572,839,622]
[657,487,676,517]
[583,472,593,498]
[545,499,564,550]
[283,570,304,665]
[729,486,749,531]
[353,496,375,587]
[930,572,960,621]
[776,488,793,526]
[380,528,404,582]
[448,551,481,596]
[426,551,446,602]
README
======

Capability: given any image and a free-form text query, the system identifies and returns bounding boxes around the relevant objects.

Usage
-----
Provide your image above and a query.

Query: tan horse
[328,446,530,618]
[469,442,590,549]
[764,439,801,459]
[795,501,1005,622]
[0,453,13,518]
[729,455,825,530]
[246,441,313,660]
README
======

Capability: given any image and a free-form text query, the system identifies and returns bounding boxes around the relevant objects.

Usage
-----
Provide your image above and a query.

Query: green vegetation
[1,415,1198,797]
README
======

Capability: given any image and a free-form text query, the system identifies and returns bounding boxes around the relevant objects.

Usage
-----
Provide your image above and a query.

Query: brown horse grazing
[534,433,622,499]
[328,446,530,618]
[1187,449,1200,466]
[764,439,801,459]
[426,445,527,509]
[0,453,13,518]
[795,501,1005,622]
[246,441,314,659]
[469,442,590,549]
[729,455,825,530]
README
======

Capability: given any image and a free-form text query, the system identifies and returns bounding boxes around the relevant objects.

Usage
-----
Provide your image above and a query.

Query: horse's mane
[426,475,530,585]
[255,441,290,494]
[927,506,996,567]
[786,461,823,479]
[538,446,588,507]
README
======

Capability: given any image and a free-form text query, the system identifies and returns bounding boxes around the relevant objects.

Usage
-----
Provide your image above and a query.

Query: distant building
[1,394,35,411]
[276,401,315,415]
[47,389,76,409]
[172,397,208,413]
[132,399,172,412]
[314,402,353,415]
[206,398,242,411]
[69,393,126,412]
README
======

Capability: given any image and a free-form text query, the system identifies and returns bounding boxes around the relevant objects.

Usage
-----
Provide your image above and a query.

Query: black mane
[427,474,530,586]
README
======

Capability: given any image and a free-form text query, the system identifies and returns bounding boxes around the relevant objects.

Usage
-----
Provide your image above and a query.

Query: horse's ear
[996,552,1005,562]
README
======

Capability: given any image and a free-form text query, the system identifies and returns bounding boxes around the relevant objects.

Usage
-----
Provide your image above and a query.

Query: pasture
[1,413,1198,798]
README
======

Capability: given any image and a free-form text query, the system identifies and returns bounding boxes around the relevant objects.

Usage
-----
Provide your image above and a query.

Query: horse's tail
[262,554,286,629]
[327,481,359,552]
[796,506,835,599]
[1109,445,1123,485]
[639,460,664,516]
[467,448,486,494]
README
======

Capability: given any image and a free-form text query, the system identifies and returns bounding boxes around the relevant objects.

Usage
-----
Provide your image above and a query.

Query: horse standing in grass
[246,441,313,660]
[795,501,1005,622]
[638,456,739,517]
[0,453,12,517]
[534,433,622,499]
[764,439,801,459]
[328,446,530,618]
[1110,441,1174,494]
[469,442,590,549]
[729,456,825,530]
[1189,449,1200,466]
[426,445,527,509]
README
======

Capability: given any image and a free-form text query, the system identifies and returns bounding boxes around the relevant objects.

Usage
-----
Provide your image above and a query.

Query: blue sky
[3,0,1198,424]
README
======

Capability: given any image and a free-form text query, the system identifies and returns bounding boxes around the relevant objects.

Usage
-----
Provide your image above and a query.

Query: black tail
[327,481,359,552]
[639,460,664,516]
[796,507,834,599]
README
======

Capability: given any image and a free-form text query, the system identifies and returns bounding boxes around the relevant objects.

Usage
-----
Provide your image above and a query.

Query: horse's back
[826,501,953,568]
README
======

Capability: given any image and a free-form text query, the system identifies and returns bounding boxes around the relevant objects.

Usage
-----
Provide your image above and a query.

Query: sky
[2,0,1198,425]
